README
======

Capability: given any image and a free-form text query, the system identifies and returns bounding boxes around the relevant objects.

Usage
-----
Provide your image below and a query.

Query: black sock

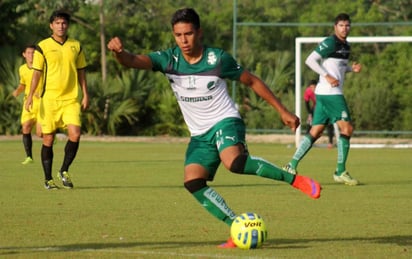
[60,141,79,172]
[41,145,53,181]
[22,134,32,158]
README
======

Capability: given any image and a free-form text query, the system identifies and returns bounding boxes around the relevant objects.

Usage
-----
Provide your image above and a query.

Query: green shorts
[313,94,352,125]
[185,117,246,181]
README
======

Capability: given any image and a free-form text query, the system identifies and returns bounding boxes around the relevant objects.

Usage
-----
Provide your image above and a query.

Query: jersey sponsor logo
[336,48,350,54]
[336,47,350,58]
[335,48,350,59]
[178,95,213,103]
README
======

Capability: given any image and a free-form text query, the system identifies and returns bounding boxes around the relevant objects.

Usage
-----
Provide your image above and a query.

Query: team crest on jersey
[207,51,217,65]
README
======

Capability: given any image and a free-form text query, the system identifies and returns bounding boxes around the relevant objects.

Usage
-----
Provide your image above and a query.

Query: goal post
[294,36,412,147]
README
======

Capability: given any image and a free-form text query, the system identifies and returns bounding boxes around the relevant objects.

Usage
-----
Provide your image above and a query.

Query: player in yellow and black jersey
[12,45,43,165]
[26,10,89,190]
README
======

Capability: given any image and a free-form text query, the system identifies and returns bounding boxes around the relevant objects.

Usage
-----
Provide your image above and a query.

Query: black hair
[170,8,200,30]
[23,44,36,51]
[49,10,71,24]
[309,79,318,85]
[334,13,351,25]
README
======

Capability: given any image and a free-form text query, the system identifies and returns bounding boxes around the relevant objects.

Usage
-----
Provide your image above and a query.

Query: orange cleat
[218,237,237,248]
[292,175,321,199]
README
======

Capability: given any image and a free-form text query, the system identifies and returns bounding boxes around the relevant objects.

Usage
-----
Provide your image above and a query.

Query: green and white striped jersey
[148,46,244,136]
[312,35,351,95]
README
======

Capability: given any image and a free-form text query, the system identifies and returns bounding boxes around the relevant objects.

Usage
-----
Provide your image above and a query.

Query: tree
[0,0,411,136]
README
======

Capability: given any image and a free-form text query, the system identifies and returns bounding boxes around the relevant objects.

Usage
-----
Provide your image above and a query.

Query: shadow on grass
[77,159,183,164]
[306,179,412,187]
[0,240,215,256]
[266,234,412,248]
[73,183,277,190]
[1,234,410,255]
[67,179,412,191]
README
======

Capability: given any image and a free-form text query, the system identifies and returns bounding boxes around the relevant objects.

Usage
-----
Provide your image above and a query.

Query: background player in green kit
[13,45,43,165]
[26,11,89,190]
[284,13,362,185]
[108,8,321,248]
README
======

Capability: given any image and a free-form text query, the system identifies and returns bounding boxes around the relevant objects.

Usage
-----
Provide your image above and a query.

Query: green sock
[337,134,350,174]
[192,186,236,226]
[290,135,314,169]
[243,155,295,184]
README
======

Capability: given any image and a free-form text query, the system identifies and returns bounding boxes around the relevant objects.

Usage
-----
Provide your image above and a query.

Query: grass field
[0,138,411,258]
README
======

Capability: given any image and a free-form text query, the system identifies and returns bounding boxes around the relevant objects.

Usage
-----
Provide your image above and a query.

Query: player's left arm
[78,68,89,110]
[239,70,300,132]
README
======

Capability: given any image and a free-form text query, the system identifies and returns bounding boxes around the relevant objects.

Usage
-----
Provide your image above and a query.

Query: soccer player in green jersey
[108,8,321,248]
[284,13,362,185]
[26,11,89,190]
[12,45,43,165]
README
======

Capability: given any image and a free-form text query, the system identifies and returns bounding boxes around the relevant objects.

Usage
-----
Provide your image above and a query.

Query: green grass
[0,139,411,258]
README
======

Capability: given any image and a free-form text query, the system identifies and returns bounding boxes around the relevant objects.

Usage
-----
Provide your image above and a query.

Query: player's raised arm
[107,37,153,70]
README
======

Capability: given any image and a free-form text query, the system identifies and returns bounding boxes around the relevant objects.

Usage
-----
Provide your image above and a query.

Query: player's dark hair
[170,8,200,30]
[309,79,318,85]
[49,10,71,24]
[334,13,351,25]
[23,44,36,52]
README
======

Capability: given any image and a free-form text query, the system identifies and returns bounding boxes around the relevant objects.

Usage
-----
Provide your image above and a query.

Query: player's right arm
[305,51,327,77]
[306,51,339,87]
[107,37,153,70]
[13,66,26,97]
[25,70,41,112]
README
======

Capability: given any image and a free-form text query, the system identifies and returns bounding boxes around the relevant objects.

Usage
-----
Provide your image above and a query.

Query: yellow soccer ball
[230,212,268,249]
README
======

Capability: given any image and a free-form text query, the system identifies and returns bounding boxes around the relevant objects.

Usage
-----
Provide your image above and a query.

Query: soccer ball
[230,212,267,249]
